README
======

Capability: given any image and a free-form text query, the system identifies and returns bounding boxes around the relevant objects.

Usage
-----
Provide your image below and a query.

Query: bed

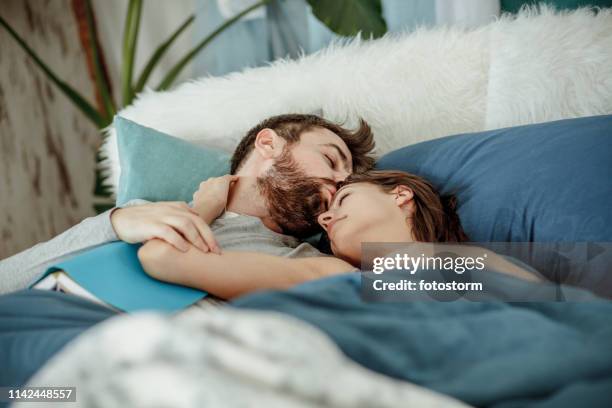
[2,113,611,407]
[2,6,612,407]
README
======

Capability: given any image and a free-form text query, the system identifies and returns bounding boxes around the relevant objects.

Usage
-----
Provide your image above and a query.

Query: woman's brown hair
[340,170,469,243]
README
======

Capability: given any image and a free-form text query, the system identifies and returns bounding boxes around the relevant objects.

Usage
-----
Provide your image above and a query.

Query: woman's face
[317,182,415,266]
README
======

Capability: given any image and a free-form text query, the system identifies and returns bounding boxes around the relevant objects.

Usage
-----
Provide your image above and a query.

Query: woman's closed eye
[337,193,350,206]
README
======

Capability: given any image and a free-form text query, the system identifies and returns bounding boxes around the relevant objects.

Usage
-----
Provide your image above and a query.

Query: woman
[317,171,468,267]
[139,170,538,299]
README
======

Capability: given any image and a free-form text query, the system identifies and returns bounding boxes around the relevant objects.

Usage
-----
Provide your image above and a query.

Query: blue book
[31,241,207,313]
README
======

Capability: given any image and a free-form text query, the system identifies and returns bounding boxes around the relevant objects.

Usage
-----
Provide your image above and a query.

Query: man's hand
[192,175,239,223]
[111,201,220,253]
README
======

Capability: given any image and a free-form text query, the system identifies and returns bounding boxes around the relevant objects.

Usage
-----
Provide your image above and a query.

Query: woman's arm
[137,239,354,299]
[192,175,238,224]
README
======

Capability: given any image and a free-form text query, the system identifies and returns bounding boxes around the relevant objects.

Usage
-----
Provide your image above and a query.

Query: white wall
[0,0,198,258]
[0,0,100,258]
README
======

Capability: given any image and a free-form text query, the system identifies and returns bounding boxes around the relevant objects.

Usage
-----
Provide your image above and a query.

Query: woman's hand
[111,201,220,254]
[192,175,239,224]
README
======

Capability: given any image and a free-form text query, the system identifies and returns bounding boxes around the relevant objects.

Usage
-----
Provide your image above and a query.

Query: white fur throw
[100,5,612,195]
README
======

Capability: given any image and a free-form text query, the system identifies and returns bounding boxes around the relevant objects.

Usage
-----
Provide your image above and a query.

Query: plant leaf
[0,15,106,127]
[306,0,387,38]
[156,0,271,91]
[134,14,195,94]
[121,0,143,105]
[84,0,116,120]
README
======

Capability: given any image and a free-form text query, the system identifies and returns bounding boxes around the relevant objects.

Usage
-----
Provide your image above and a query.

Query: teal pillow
[115,116,230,205]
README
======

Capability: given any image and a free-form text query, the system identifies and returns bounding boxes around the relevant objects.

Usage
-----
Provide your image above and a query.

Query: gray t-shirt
[210,210,321,258]
[0,200,321,295]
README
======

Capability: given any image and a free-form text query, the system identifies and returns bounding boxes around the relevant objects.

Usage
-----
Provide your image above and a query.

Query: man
[0,113,375,387]
[0,114,375,296]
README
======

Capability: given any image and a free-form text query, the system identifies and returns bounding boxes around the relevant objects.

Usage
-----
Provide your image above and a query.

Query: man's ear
[392,185,414,207]
[254,128,285,159]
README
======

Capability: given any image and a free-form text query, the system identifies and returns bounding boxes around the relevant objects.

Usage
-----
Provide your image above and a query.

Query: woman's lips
[327,219,338,235]
[327,216,346,236]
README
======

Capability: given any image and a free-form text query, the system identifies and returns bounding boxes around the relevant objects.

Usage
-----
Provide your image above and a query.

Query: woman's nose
[318,211,333,229]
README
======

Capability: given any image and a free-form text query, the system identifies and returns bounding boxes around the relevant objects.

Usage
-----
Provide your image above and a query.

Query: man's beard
[257,149,331,238]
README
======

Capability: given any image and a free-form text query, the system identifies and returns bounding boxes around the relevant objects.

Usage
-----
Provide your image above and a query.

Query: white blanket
[19,308,470,408]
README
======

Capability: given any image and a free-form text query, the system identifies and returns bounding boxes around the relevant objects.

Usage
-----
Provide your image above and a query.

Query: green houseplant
[0,0,387,210]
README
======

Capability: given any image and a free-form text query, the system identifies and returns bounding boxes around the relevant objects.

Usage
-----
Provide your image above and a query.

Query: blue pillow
[376,115,612,296]
[115,116,230,205]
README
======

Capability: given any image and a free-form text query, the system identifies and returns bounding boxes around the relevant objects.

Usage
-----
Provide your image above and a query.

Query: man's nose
[333,169,350,183]
[326,183,337,195]
[320,182,336,210]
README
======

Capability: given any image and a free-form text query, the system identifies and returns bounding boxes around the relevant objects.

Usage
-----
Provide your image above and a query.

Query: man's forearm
[138,239,353,299]
[0,209,117,294]
[0,199,150,294]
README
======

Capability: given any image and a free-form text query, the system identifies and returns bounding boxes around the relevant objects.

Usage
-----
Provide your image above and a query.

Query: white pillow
[100,25,491,194]
[99,5,612,196]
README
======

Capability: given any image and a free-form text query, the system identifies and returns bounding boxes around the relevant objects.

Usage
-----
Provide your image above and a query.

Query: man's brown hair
[340,170,469,243]
[230,114,376,174]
